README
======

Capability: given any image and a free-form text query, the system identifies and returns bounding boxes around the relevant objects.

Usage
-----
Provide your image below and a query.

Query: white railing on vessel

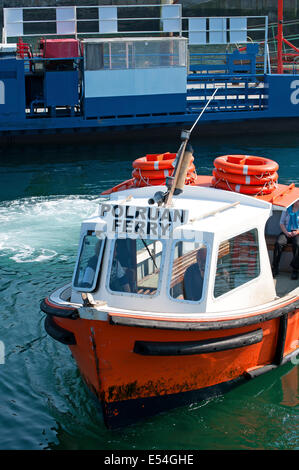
[2,4,270,74]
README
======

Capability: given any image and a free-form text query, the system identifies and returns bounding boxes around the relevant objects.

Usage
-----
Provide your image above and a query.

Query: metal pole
[277,0,284,74]
[264,16,269,74]
[164,88,219,207]
[2,9,7,44]
[267,43,271,74]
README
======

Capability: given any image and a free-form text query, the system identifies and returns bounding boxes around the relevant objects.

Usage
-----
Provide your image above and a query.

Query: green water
[0,132,298,450]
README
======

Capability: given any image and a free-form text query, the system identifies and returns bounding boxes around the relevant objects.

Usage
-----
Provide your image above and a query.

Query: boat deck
[194,175,299,209]
[274,271,299,297]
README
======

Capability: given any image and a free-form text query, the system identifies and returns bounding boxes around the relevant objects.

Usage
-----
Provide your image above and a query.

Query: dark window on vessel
[73,233,104,291]
[109,238,163,295]
[169,241,208,302]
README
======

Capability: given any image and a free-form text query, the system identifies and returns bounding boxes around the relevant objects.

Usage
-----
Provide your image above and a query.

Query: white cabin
[69,185,276,317]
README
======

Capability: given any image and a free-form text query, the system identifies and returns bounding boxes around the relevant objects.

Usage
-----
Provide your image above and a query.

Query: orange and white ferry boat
[41,130,299,429]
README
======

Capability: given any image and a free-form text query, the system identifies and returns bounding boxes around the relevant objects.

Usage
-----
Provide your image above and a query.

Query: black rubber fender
[134,329,263,356]
[44,315,76,346]
[40,298,79,319]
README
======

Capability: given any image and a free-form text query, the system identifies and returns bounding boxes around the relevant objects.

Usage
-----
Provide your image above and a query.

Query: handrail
[3,6,267,44]
[3,6,269,73]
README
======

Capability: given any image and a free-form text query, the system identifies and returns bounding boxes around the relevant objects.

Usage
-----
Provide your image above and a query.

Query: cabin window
[108,238,163,295]
[84,39,186,71]
[169,241,208,302]
[214,228,260,298]
[73,232,105,291]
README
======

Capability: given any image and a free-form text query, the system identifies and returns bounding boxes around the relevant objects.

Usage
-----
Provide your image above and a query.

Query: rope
[136,169,151,187]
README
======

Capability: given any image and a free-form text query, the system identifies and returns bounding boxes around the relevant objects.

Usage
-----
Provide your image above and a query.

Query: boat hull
[41,298,299,428]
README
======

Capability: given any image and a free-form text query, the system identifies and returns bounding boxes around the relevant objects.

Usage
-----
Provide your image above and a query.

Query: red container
[40,39,80,58]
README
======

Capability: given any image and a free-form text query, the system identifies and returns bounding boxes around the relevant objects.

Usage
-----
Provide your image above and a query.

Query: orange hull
[43,300,299,428]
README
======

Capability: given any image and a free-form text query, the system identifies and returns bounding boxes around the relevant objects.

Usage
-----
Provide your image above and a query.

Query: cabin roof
[95,184,272,239]
[107,184,271,210]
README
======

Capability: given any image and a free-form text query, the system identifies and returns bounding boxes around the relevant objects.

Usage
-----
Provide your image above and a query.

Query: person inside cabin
[272,199,299,280]
[183,247,207,301]
[109,241,131,293]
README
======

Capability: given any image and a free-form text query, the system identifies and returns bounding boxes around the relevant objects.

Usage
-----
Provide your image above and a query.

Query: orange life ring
[214,155,279,176]
[132,162,196,181]
[212,168,279,185]
[211,177,276,195]
[133,152,194,171]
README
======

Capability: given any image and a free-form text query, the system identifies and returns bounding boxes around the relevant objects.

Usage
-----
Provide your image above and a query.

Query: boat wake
[0,195,100,263]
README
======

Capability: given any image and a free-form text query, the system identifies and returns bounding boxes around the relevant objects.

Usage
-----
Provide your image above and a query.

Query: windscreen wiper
[141,239,158,270]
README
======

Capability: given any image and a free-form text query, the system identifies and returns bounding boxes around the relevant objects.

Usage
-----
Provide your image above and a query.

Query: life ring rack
[213,155,279,176]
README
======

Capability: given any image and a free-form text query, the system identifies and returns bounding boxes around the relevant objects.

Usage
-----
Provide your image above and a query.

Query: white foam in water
[0,195,100,263]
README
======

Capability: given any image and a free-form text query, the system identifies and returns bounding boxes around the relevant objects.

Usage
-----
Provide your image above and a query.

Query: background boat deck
[274,271,299,297]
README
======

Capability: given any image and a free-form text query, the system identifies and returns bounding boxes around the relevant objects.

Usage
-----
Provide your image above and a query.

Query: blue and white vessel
[0,2,298,143]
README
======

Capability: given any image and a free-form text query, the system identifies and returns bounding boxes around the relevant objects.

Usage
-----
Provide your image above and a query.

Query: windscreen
[73,232,105,291]
[109,238,163,295]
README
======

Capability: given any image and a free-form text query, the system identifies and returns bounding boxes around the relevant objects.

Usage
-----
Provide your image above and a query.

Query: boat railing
[3,5,266,41]
[3,5,269,75]
[186,78,267,114]
[188,44,262,78]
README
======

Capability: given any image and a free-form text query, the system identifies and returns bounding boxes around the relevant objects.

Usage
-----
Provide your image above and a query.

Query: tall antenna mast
[163,88,219,207]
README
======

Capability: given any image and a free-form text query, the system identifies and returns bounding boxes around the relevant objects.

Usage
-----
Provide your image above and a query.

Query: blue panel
[84,68,187,99]
[266,75,299,117]
[0,58,25,121]
[227,44,258,75]
[84,93,186,118]
[44,71,79,107]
